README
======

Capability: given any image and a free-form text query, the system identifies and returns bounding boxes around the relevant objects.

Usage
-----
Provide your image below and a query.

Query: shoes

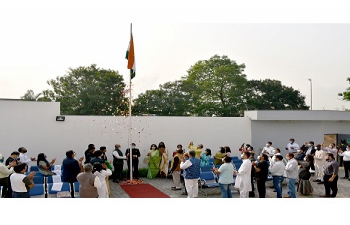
[283,195,291,198]
[313,179,321,182]
[317,181,324,184]
[269,186,275,189]
[181,192,187,195]
[319,195,330,197]
[340,177,348,179]
[171,187,176,190]
[273,190,277,192]
[172,188,182,191]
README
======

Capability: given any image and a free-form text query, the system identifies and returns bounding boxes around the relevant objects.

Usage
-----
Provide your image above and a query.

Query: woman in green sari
[147,144,161,179]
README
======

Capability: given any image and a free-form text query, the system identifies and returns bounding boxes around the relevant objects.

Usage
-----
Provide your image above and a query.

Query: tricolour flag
[126,33,135,79]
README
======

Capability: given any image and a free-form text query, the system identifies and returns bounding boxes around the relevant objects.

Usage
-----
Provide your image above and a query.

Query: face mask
[272,150,276,154]
[304,157,306,161]
[241,154,244,158]
[329,145,332,148]
[151,147,156,150]
[177,148,181,150]
[307,144,311,147]
[297,149,301,153]
[266,144,269,147]
[315,147,318,150]
[257,156,261,161]
[289,141,293,144]
[132,146,136,149]
[347,148,350,151]
[0,158,4,163]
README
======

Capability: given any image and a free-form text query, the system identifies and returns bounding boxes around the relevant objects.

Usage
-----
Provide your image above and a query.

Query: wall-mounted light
[56,116,65,121]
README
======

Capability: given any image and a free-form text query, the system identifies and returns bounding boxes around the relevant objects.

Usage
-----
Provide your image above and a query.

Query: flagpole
[129,23,133,182]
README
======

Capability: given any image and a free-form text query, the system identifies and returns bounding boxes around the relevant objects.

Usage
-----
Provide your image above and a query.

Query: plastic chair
[33,175,45,184]
[200,165,213,172]
[29,184,45,198]
[73,181,80,198]
[199,171,220,188]
[30,166,39,172]
[234,163,242,170]
[231,156,239,161]
[47,182,71,198]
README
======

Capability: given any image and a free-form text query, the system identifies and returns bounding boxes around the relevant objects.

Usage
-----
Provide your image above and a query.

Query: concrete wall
[0,100,251,168]
[250,120,350,155]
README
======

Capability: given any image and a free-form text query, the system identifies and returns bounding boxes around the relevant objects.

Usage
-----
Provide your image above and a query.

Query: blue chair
[200,165,213,172]
[47,182,71,197]
[73,181,80,198]
[199,171,220,188]
[29,184,45,198]
[208,158,214,164]
[33,175,45,184]
[234,163,242,170]
[231,156,239,161]
[30,166,39,172]
[232,159,243,164]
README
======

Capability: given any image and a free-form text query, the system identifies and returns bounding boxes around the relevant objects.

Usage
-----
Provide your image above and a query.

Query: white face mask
[266,143,269,147]
[241,154,244,158]
[329,145,332,148]
[272,150,276,154]
[257,156,261,161]
[315,147,318,150]
[297,150,301,153]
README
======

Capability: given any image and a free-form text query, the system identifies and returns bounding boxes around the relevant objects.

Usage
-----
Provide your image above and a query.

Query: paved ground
[109,167,350,198]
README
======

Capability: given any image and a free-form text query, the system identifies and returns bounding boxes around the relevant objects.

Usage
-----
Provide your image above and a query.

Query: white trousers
[184,178,198,198]
[172,171,181,188]
[240,190,249,198]
[315,164,324,181]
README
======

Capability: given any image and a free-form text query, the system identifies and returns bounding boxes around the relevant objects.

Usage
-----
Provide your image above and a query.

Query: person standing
[253,153,269,198]
[170,148,184,191]
[100,146,108,161]
[234,151,252,198]
[188,141,204,159]
[313,145,327,184]
[180,150,201,198]
[90,150,105,165]
[18,147,36,169]
[146,144,161,179]
[269,155,285,198]
[112,144,127,183]
[10,163,35,198]
[338,139,347,167]
[92,163,112,198]
[62,150,84,198]
[5,152,20,166]
[283,153,298,198]
[262,142,275,157]
[200,148,212,166]
[0,154,17,198]
[158,142,169,178]
[77,163,102,198]
[125,143,141,179]
[320,153,339,197]
[214,147,226,166]
[297,155,313,196]
[84,144,95,165]
[213,156,234,198]
[285,138,300,157]
[338,145,350,180]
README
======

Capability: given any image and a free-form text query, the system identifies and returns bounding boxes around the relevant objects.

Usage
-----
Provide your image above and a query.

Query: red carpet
[120,183,170,198]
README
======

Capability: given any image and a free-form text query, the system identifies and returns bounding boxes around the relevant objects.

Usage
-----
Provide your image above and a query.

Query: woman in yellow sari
[147,144,161,179]
[158,142,169,178]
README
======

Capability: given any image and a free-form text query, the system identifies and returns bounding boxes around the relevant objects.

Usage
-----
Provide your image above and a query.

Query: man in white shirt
[18,147,36,169]
[285,138,300,157]
[284,153,298,198]
[269,155,285,198]
[338,146,350,180]
[262,142,275,157]
[313,146,327,183]
[0,153,17,198]
[234,151,252,198]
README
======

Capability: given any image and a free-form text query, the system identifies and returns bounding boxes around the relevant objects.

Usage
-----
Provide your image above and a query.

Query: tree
[47,64,128,115]
[182,55,248,116]
[245,79,309,110]
[132,80,192,116]
[20,89,52,102]
[338,77,350,101]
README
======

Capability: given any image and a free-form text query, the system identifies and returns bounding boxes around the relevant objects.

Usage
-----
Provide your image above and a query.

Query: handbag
[143,157,149,164]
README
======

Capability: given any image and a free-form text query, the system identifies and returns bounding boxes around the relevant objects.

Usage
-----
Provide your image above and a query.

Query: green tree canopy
[46,64,128,115]
[20,89,52,102]
[133,55,309,116]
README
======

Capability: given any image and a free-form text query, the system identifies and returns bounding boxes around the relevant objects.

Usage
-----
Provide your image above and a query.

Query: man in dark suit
[125,143,141,179]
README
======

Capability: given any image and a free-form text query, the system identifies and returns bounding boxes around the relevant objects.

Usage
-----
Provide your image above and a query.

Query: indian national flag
[125,33,136,79]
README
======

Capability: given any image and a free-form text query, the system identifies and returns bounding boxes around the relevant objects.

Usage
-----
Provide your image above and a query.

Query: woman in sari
[200,149,212,166]
[297,155,314,195]
[158,142,169,178]
[37,153,56,176]
[147,144,161,179]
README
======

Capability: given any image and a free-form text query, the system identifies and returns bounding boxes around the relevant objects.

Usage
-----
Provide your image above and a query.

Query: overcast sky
[1,1,350,110]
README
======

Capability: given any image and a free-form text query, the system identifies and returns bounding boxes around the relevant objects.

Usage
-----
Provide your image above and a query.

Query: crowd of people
[1,138,349,198]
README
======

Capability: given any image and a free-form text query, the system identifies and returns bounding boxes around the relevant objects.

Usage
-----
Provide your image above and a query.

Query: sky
[1,1,350,111]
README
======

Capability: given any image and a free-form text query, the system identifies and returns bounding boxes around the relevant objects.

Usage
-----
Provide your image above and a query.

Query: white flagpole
[129,23,133,181]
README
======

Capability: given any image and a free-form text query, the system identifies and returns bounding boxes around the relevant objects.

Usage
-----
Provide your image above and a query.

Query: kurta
[234,159,252,197]
[94,169,112,198]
